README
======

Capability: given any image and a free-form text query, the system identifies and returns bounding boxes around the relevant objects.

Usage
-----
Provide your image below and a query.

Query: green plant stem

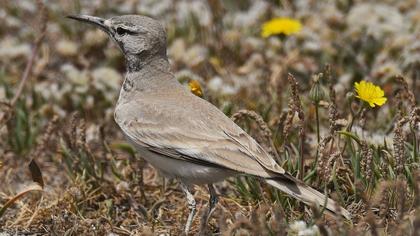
[299,127,304,180]
[319,185,328,217]
[307,150,319,182]
[347,104,364,132]
[315,103,320,144]
[308,103,321,181]
[412,126,418,163]
[341,104,364,155]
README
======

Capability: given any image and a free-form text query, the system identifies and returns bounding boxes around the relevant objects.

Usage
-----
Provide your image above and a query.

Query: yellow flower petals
[354,80,387,107]
[261,17,302,38]
[188,79,203,97]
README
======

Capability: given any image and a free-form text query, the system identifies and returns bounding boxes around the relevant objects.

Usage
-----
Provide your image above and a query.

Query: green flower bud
[309,74,326,104]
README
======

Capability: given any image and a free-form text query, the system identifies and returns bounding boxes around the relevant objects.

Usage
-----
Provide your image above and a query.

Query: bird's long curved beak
[67,15,111,34]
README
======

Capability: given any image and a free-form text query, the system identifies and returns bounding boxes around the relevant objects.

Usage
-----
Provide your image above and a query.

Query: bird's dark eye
[116,27,129,36]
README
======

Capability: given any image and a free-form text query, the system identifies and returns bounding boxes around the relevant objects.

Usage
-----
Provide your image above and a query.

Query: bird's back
[114,72,286,178]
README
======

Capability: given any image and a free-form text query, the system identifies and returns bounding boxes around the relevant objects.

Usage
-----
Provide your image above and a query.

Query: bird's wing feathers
[115,94,351,220]
[115,95,285,177]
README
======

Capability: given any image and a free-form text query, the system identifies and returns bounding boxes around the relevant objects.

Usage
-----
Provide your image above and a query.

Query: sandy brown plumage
[115,69,350,220]
[68,14,351,234]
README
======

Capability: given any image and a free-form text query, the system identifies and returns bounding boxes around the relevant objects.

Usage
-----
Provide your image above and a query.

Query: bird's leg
[206,184,218,223]
[180,183,196,235]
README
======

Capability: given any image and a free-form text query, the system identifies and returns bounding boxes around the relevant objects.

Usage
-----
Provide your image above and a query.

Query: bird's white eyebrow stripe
[104,19,112,27]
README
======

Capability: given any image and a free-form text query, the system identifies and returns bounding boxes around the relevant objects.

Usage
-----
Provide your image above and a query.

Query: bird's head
[68,15,167,70]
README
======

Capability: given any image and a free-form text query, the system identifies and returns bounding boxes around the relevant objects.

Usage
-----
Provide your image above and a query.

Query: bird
[68,14,351,234]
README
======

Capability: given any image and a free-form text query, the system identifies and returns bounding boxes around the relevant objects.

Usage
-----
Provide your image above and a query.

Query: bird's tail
[265,177,351,220]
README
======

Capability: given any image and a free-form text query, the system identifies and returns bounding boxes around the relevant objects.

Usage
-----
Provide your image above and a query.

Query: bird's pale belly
[132,144,236,185]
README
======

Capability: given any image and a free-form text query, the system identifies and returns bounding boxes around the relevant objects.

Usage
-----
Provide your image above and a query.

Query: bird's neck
[126,52,169,73]
[121,53,179,95]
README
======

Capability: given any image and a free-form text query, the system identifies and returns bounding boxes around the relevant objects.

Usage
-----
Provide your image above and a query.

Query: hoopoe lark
[68,14,350,234]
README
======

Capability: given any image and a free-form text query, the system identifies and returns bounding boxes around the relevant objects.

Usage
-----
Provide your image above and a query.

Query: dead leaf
[29,159,44,188]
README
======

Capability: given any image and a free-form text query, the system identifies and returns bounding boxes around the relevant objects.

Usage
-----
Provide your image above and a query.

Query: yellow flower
[354,80,387,107]
[261,17,302,38]
[188,80,203,97]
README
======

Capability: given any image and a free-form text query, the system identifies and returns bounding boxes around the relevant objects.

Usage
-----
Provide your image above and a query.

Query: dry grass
[1,0,419,235]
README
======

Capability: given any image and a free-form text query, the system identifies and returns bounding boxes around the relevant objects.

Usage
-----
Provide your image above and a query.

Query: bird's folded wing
[115,98,285,177]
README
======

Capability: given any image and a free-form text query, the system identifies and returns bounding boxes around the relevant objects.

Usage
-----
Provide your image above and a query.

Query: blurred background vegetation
[0,0,419,235]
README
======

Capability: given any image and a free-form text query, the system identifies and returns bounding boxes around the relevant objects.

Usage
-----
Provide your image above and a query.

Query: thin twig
[10,0,47,106]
